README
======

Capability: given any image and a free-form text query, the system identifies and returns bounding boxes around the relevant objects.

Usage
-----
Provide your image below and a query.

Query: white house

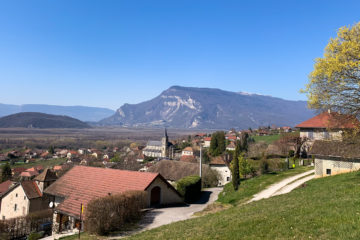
[209,156,231,186]
[296,111,359,142]
[203,137,211,148]
[181,147,194,156]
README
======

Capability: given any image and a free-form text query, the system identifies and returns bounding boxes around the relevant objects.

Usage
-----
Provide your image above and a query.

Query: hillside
[0,104,114,122]
[129,171,360,239]
[100,86,314,129]
[0,112,91,129]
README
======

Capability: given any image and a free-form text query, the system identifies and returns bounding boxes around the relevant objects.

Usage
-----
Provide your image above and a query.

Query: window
[226,177,230,181]
[15,193,18,197]
[24,196,26,200]
[324,132,330,139]
[2,216,4,220]
[326,169,331,175]
[307,131,314,139]
[14,204,17,211]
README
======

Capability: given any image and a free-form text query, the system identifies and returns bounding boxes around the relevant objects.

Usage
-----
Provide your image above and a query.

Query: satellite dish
[49,201,54,208]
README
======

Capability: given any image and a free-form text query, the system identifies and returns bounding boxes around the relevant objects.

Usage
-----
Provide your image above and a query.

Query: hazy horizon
[1,0,360,109]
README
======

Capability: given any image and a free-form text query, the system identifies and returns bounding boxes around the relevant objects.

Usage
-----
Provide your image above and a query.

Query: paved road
[248,169,315,203]
[139,187,222,230]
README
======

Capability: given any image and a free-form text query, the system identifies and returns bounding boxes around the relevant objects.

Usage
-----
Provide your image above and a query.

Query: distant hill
[0,112,91,129]
[100,86,314,129]
[0,104,114,122]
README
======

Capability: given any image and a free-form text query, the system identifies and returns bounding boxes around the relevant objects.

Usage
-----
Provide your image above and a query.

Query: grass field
[128,171,360,239]
[11,158,67,169]
[252,134,280,144]
[217,166,312,205]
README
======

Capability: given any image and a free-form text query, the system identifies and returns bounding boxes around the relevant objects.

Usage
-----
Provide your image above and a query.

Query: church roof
[147,141,162,147]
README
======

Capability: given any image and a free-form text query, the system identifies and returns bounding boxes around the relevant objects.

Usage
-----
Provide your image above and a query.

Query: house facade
[0,168,57,220]
[296,111,359,142]
[209,156,231,186]
[203,137,211,147]
[181,147,194,156]
[310,140,360,178]
[44,166,183,234]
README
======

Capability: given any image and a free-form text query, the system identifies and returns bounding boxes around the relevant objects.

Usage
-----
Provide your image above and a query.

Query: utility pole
[79,203,83,239]
[200,145,202,178]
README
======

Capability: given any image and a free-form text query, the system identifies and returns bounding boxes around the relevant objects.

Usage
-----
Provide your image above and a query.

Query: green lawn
[217,166,312,205]
[253,134,280,144]
[11,158,67,169]
[128,171,360,239]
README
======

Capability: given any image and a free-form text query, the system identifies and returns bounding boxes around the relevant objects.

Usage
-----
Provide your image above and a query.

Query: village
[0,110,359,239]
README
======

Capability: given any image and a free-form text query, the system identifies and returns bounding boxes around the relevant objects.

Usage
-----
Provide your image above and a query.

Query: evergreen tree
[232,141,240,190]
[48,145,55,154]
[209,131,226,156]
[1,163,12,182]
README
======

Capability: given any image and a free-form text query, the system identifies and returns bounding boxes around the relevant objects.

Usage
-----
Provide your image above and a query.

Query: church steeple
[161,128,168,158]
[164,128,168,139]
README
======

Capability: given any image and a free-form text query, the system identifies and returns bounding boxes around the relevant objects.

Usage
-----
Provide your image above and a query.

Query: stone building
[0,169,56,220]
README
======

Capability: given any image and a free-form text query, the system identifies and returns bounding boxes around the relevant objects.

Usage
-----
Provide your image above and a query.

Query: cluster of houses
[1,111,359,237]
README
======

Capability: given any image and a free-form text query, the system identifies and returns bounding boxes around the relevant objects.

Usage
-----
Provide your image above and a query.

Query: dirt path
[248,169,315,203]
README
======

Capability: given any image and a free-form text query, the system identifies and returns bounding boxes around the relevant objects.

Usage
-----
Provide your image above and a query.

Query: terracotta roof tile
[0,180,14,195]
[21,181,42,199]
[34,168,57,182]
[210,156,226,165]
[44,166,159,219]
[182,147,193,152]
[296,112,359,129]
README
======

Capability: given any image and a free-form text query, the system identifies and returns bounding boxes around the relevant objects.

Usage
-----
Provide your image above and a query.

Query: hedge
[84,190,147,235]
[0,209,52,240]
[176,175,201,203]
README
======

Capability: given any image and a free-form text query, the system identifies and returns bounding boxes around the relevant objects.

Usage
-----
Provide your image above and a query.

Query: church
[143,129,172,158]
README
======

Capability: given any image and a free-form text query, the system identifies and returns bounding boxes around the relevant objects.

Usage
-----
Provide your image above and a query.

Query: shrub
[202,168,219,187]
[84,190,147,235]
[176,175,201,203]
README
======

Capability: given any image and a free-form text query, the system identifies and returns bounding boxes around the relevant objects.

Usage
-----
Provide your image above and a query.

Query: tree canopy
[1,163,12,182]
[209,131,226,156]
[302,22,360,117]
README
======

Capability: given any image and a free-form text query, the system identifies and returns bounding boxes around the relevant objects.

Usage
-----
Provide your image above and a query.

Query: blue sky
[0,0,359,110]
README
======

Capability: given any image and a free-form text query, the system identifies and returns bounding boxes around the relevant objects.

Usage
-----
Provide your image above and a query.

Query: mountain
[0,112,91,129]
[0,104,114,122]
[100,86,315,129]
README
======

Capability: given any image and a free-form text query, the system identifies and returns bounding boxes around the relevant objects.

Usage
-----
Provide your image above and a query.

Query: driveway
[139,187,222,230]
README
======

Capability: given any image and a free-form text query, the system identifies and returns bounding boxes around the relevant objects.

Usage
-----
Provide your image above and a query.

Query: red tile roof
[204,137,212,141]
[21,181,42,199]
[34,168,57,182]
[296,112,359,129]
[210,156,227,165]
[182,147,194,152]
[20,170,39,177]
[44,166,161,219]
[0,180,14,195]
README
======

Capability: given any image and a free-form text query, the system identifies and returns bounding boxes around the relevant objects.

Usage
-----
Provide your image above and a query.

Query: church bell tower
[161,128,168,158]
